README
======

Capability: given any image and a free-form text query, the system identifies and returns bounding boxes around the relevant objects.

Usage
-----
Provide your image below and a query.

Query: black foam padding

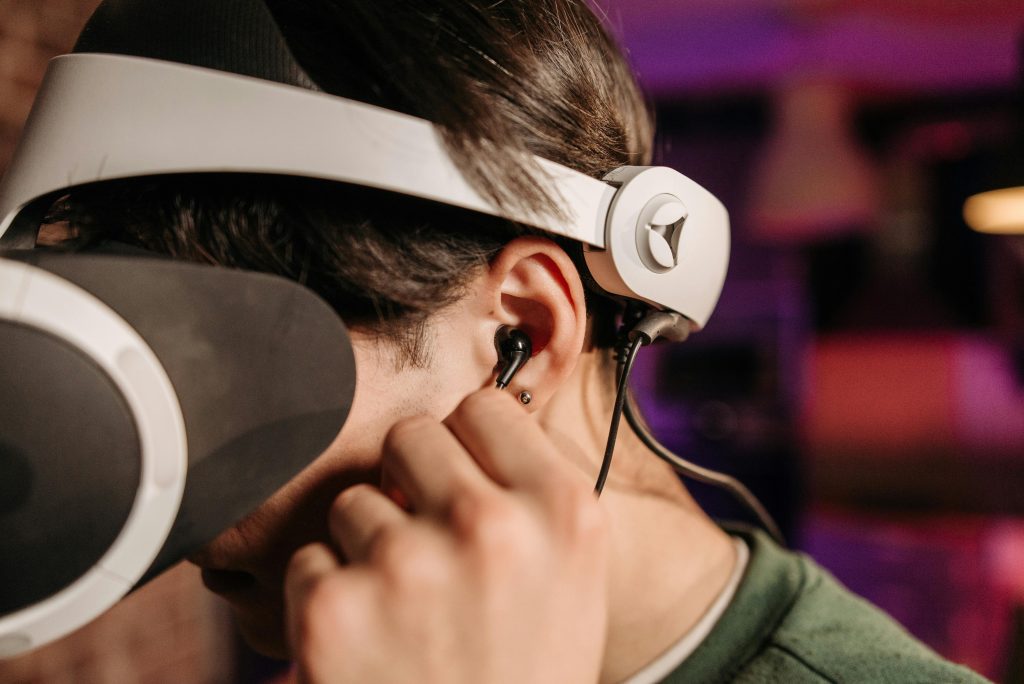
[3,251,356,584]
[0,322,140,616]
[74,0,320,91]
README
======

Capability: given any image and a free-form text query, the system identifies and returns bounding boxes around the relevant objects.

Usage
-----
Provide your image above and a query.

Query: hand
[284,389,610,684]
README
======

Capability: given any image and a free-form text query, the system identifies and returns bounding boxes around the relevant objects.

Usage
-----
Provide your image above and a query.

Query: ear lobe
[484,237,587,405]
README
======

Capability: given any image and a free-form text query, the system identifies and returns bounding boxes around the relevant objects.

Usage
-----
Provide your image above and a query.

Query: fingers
[359,389,596,562]
[287,543,340,597]
[328,484,408,563]
[285,388,612,684]
[285,544,379,684]
[381,415,499,517]
[284,542,342,655]
[444,389,577,491]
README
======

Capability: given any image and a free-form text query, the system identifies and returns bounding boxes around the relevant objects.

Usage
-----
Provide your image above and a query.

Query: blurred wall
[0,0,101,172]
[608,1,1024,680]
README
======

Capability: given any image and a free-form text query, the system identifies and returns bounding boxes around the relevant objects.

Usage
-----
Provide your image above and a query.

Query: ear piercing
[518,391,532,405]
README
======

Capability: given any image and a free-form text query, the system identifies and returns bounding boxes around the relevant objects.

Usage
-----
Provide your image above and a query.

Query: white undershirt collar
[621,536,749,684]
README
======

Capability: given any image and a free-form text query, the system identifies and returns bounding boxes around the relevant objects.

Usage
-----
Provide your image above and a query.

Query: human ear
[476,236,588,407]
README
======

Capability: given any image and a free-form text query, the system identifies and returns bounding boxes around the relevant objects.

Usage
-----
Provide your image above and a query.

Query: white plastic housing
[585,167,730,329]
[0,259,187,658]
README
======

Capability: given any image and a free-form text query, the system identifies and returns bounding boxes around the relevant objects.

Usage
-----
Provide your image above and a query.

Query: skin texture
[189,236,737,683]
[286,390,610,684]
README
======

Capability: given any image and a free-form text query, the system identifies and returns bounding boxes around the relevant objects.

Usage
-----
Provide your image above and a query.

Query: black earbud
[494,325,532,390]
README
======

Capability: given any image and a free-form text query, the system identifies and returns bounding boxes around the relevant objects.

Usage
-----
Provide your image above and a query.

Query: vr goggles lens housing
[0,248,355,656]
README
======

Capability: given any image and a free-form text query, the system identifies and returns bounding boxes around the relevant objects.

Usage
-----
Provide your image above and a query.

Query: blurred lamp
[748,80,879,243]
[965,34,1024,235]
[964,186,1024,234]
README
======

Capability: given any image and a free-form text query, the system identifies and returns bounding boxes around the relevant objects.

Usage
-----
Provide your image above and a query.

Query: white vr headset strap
[0,54,729,328]
[0,54,613,246]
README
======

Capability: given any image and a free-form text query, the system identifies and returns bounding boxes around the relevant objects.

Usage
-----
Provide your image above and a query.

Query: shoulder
[661,527,991,684]
[735,551,990,684]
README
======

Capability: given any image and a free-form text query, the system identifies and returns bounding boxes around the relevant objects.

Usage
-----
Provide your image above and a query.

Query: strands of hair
[265,0,652,218]
[55,0,653,364]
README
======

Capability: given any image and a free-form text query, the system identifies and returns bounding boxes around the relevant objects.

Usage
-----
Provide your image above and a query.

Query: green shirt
[661,526,991,683]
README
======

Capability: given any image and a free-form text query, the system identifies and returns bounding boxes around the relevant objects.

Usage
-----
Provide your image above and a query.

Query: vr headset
[0,0,729,657]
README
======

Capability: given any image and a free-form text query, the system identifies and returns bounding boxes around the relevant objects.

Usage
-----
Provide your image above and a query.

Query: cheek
[201,344,446,572]
[204,449,378,584]
[197,340,470,655]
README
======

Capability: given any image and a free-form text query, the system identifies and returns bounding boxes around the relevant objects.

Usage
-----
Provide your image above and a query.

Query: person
[46,0,990,681]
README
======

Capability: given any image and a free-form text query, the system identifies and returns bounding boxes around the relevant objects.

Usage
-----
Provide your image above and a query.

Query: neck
[535,351,737,684]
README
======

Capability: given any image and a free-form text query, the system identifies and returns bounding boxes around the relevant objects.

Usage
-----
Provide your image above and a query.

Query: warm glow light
[963,187,1024,234]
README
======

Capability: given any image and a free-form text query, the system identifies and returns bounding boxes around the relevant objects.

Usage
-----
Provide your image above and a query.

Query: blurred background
[1,0,1022,681]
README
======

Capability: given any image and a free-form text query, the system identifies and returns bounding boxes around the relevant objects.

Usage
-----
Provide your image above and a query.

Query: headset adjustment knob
[636,194,687,273]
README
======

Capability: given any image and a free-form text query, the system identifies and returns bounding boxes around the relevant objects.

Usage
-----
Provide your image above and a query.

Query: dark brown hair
[56,0,653,364]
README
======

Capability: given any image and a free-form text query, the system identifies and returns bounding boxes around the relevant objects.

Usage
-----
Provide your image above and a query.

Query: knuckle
[286,544,316,576]
[456,495,538,561]
[383,415,437,455]
[368,525,416,567]
[373,529,449,593]
[284,558,306,592]
[285,544,332,593]
[451,389,514,426]
[292,575,347,652]
[331,483,373,515]
[396,552,449,596]
[530,472,604,540]
[449,487,499,530]
[452,491,503,532]
[571,497,608,541]
[303,576,346,622]
[557,486,608,545]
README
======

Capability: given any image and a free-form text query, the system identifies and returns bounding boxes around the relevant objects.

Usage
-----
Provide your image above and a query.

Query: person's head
[51,0,653,655]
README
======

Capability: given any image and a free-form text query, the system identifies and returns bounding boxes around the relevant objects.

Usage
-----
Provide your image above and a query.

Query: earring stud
[518,391,532,405]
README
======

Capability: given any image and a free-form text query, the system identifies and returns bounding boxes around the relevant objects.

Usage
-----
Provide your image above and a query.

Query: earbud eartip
[494,326,532,389]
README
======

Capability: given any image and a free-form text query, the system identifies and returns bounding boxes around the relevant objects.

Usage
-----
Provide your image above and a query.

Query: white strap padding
[0,54,615,247]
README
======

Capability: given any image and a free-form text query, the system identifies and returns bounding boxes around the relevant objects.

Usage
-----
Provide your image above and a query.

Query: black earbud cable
[594,309,785,545]
[622,391,784,545]
[593,333,644,495]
